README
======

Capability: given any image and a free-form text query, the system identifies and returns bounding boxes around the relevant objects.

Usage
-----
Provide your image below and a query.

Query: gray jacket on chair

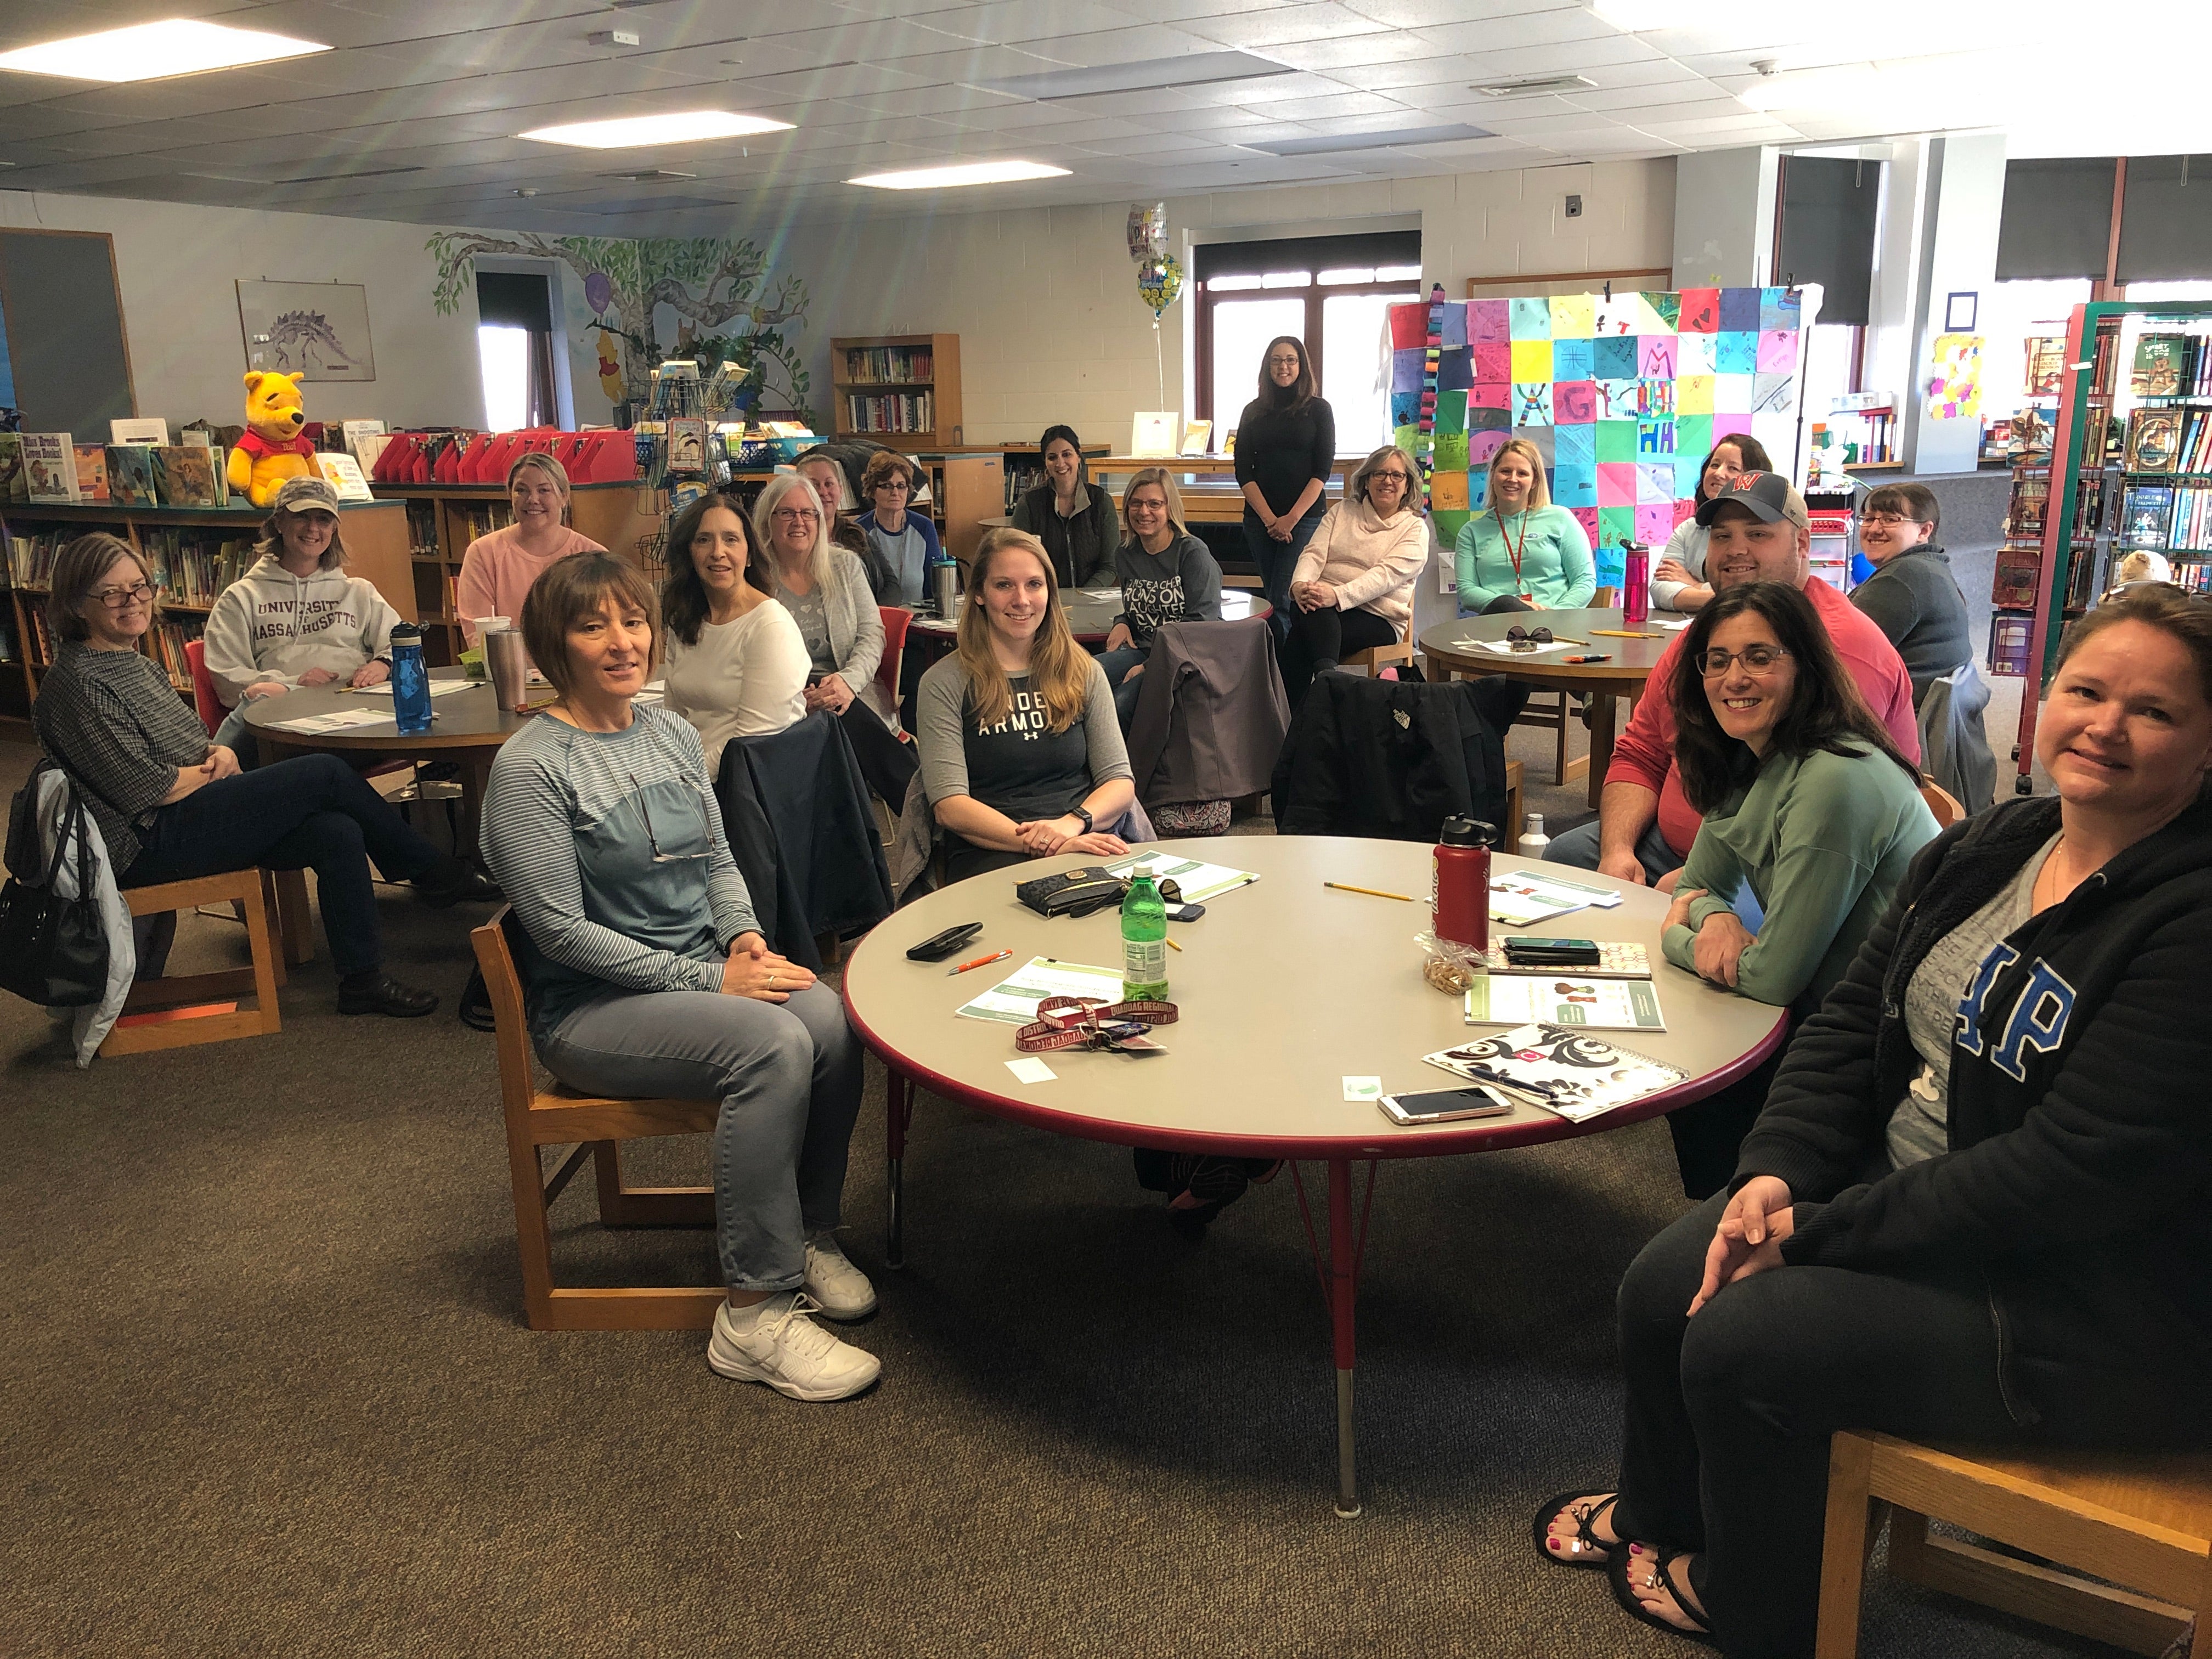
[1126,618,1291,808]
[1916,659,1996,816]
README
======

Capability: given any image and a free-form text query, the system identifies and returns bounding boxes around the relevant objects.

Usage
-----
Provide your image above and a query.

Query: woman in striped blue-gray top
[479,553,879,1402]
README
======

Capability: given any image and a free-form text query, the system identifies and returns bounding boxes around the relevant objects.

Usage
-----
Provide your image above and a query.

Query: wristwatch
[1070,806,1094,834]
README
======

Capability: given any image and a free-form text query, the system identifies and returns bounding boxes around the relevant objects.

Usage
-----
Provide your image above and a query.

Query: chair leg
[510,1137,560,1330]
[274,868,314,966]
[1815,1432,1878,1657]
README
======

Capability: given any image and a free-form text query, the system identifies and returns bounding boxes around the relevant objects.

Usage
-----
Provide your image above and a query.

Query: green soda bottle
[1120,872,1169,1001]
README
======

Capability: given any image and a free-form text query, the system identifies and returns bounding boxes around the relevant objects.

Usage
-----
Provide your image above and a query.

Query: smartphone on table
[1378,1086,1515,1125]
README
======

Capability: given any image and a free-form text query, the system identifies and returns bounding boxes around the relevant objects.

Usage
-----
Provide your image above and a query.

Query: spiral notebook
[1420,1023,1685,1124]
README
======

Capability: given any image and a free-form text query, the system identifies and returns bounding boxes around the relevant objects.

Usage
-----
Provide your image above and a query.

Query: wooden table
[842,837,1785,1516]
[1419,608,1678,808]
[907,588,1269,645]
[242,668,533,851]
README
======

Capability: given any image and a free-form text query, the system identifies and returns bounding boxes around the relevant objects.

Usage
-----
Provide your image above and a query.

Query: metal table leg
[1292,1157,1379,1517]
[885,1066,911,1269]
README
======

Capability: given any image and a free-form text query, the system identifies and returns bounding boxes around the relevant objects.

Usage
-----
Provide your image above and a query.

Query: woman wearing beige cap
[202,474,400,707]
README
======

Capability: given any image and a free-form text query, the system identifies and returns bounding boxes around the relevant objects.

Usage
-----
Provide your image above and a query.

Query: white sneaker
[707,1294,881,1401]
[803,1231,879,1321]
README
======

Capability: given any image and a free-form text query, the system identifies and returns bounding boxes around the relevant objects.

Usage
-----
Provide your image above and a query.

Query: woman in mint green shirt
[1656,580,1937,1194]
[1453,438,1595,613]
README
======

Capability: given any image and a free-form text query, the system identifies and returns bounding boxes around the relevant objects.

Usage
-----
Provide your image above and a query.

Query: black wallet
[1014,866,1127,918]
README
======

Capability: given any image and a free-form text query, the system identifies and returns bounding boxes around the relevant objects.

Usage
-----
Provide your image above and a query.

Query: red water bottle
[1433,816,1495,952]
[1622,541,1650,628]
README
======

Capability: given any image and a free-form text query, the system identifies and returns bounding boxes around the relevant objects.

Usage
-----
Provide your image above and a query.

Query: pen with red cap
[947,948,1014,977]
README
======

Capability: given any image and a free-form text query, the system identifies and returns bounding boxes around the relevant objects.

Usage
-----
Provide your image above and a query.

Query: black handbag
[0,773,111,1008]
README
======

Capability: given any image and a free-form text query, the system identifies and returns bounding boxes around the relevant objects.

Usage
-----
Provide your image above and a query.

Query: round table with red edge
[839,835,1786,1517]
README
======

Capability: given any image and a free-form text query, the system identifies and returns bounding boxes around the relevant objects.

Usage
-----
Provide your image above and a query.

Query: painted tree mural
[427,230,813,422]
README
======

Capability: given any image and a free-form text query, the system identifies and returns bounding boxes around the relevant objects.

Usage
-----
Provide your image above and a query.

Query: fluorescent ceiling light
[974,51,1294,101]
[1243,123,1494,157]
[1474,74,1596,97]
[0,19,329,82]
[520,110,793,149]
[848,160,1070,190]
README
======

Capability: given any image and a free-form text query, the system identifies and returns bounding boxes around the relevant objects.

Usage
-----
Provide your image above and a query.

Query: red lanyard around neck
[1496,507,1531,592]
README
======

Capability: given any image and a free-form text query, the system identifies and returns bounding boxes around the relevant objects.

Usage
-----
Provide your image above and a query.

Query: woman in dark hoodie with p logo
[1537,582,2212,1655]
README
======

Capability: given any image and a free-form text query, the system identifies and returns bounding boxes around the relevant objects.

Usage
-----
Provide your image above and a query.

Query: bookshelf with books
[2004,299,2212,795]
[1,499,411,709]
[366,481,662,668]
[832,334,963,450]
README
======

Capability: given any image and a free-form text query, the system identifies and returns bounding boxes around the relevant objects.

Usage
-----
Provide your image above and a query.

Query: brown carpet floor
[0,733,2112,1658]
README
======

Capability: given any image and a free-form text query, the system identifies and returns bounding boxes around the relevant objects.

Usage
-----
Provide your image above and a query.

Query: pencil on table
[1165,935,1183,952]
[1324,881,1414,902]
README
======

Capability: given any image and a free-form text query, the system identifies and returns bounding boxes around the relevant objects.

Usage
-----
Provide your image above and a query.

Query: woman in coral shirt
[455,453,605,647]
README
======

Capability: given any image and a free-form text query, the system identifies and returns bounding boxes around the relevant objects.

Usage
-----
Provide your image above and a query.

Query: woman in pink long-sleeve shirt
[455,453,606,645]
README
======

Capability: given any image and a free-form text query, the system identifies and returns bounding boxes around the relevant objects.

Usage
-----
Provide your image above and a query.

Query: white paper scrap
[1342,1076,1383,1101]
[1007,1058,1058,1085]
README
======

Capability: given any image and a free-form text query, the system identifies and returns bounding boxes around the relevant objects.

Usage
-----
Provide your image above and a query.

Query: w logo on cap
[1730,471,1770,493]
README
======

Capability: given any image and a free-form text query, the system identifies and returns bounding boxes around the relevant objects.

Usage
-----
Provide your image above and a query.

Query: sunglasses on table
[1504,625,1554,652]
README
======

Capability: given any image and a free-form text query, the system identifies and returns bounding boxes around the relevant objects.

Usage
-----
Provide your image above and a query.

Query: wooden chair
[1504,758,1522,847]
[471,907,725,1331]
[100,868,289,1057]
[1343,637,1415,676]
[1921,781,1966,828]
[1817,1431,2212,1657]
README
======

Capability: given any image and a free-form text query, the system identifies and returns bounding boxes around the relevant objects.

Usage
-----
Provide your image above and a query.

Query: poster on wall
[1925,332,1983,421]
[236,280,376,382]
[1390,286,1808,590]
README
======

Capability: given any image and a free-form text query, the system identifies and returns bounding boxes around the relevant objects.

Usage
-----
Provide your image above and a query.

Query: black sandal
[1532,1489,1622,1571]
[1606,1543,1716,1646]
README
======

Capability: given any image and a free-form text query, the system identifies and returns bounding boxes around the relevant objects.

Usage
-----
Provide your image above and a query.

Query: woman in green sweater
[1657,580,1939,1193]
[1453,438,1595,614]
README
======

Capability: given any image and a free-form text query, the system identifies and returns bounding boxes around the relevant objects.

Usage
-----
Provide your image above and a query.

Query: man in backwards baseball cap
[1543,469,1918,888]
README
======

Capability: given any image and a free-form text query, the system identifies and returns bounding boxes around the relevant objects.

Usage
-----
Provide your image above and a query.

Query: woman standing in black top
[1009,425,1118,589]
[1234,336,1335,637]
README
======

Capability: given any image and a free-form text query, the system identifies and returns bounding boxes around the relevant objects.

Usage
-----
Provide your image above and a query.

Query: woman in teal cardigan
[1656,580,1939,1193]
[1453,438,1595,614]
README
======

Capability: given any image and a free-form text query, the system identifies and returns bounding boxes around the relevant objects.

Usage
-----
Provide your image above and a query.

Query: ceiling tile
[1176,4,1396,50]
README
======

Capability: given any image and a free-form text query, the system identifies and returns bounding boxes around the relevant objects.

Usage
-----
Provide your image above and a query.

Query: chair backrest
[182,639,223,736]
[1920,780,1965,828]
[875,606,909,722]
[468,908,540,1128]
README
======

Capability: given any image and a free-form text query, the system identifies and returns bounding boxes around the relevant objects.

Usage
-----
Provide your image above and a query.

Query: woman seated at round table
[752,471,917,814]
[1538,582,2212,1655]
[659,491,809,777]
[32,532,492,1018]
[1847,481,1973,708]
[481,551,878,1402]
[1276,444,1431,709]
[854,448,943,610]
[912,527,1136,885]
[1655,580,1939,1194]
[1094,466,1224,727]
[1009,424,1118,590]
[794,448,893,600]
[455,453,606,648]
[1453,437,1594,616]
[202,476,397,709]
[1650,431,1770,614]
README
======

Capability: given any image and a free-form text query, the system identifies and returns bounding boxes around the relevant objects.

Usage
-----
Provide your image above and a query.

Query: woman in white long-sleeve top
[481,550,878,1402]
[659,492,809,777]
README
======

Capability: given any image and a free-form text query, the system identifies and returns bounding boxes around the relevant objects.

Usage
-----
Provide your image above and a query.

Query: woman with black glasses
[480,552,879,1403]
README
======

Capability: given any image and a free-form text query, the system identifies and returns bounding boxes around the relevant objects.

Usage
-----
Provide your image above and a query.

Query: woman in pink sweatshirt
[455,453,606,646]
[1277,444,1431,708]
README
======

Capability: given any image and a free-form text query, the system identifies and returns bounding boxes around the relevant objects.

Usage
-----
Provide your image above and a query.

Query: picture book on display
[2123,486,2174,546]
[1422,1024,1685,1124]
[72,444,110,502]
[2024,336,2067,400]
[314,452,375,501]
[153,445,225,508]
[110,417,169,447]
[2126,410,2181,475]
[105,444,159,507]
[25,434,77,503]
[2131,334,2191,398]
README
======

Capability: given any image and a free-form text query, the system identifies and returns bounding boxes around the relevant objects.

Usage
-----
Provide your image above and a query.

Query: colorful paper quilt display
[1393,287,1804,589]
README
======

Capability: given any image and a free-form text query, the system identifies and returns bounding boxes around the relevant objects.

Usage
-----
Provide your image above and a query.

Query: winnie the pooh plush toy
[228,370,315,507]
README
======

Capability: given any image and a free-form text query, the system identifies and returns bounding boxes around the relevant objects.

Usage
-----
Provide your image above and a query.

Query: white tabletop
[842,837,1786,1160]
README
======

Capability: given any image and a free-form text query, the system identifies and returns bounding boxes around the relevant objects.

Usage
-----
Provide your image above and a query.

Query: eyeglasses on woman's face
[1860,511,1920,529]
[1697,644,1793,678]
[772,505,820,527]
[1371,469,1411,487]
[92,579,155,609]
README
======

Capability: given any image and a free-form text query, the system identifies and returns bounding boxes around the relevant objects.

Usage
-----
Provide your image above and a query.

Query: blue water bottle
[389,622,433,735]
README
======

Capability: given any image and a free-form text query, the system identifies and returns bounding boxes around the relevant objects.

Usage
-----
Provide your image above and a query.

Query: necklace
[1496,505,1532,600]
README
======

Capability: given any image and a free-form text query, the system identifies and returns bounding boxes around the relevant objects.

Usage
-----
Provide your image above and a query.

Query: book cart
[1999,300,2212,796]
